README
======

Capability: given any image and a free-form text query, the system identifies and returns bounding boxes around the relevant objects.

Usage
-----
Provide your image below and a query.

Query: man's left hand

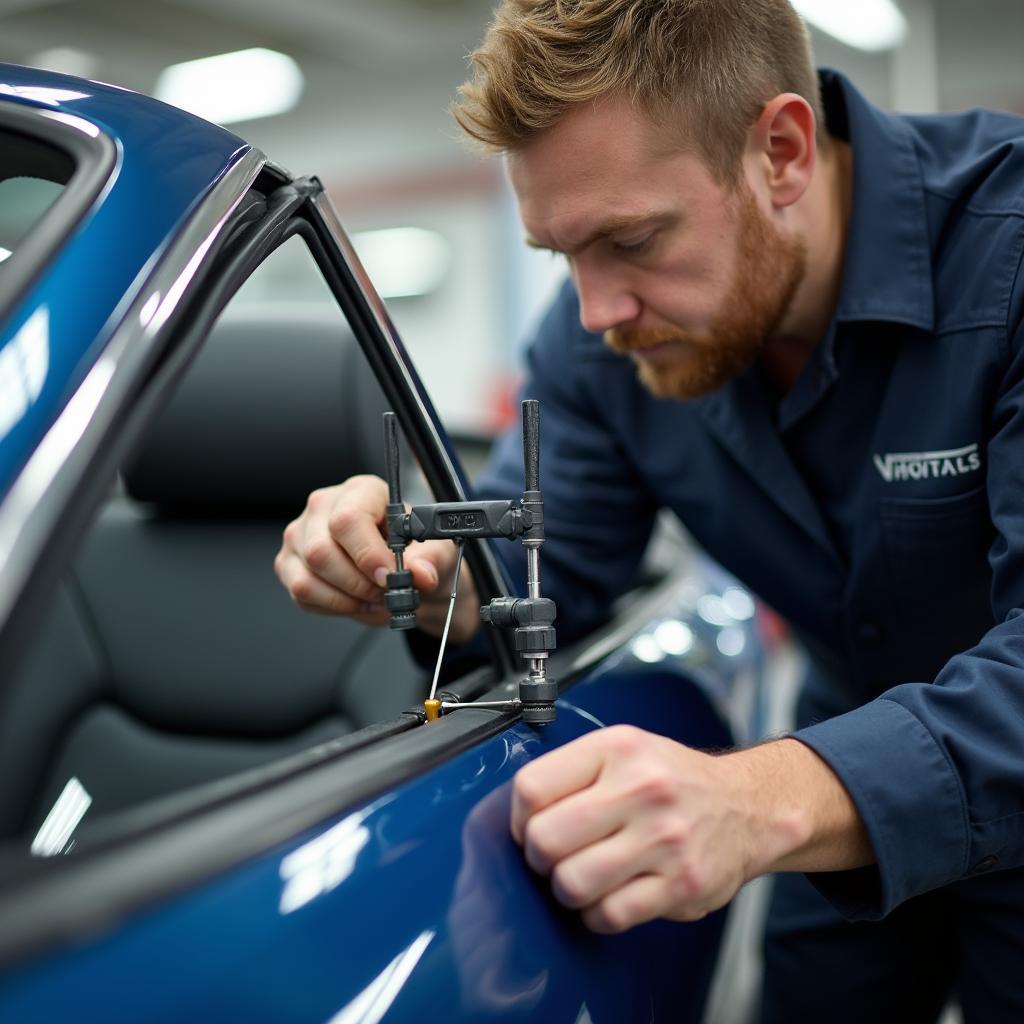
[510,724,874,934]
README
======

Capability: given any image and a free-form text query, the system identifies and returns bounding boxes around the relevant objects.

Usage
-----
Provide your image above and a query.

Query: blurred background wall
[1,0,1021,434]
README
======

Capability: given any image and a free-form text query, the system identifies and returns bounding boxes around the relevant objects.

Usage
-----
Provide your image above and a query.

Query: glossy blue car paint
[0,653,731,1022]
[0,64,247,494]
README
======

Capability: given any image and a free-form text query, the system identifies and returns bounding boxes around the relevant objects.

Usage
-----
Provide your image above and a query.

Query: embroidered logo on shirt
[873,443,981,483]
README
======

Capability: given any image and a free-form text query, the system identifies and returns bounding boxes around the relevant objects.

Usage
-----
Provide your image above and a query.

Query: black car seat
[0,307,427,843]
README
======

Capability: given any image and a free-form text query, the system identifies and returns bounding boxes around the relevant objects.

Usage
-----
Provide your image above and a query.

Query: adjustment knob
[385,569,419,630]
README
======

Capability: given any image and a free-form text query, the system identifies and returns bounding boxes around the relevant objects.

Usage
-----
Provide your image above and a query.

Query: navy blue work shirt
[479,70,1024,922]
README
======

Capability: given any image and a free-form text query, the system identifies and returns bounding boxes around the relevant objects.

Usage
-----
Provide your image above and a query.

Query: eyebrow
[524,212,676,255]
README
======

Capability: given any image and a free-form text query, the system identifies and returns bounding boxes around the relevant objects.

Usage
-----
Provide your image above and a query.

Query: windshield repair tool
[382,401,557,724]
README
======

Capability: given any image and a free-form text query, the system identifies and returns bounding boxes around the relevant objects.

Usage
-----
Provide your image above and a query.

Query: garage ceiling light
[154,48,303,126]
[792,0,907,51]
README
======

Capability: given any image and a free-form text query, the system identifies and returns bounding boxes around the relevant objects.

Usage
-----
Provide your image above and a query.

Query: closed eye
[612,233,655,255]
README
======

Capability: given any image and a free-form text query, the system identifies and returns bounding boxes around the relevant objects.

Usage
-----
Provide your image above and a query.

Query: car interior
[0,302,439,852]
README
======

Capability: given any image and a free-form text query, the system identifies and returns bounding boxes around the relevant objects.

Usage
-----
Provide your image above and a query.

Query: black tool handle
[522,400,540,492]
[383,411,402,506]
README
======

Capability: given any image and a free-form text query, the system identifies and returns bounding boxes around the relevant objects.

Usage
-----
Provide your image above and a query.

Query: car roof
[0,62,255,495]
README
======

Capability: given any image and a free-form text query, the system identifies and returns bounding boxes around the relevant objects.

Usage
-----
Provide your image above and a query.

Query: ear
[747,93,817,209]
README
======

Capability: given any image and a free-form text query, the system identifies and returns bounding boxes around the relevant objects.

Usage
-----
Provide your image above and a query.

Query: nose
[572,258,641,335]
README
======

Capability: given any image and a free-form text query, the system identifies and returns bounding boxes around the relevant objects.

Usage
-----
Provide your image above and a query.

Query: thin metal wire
[441,701,522,710]
[428,542,465,703]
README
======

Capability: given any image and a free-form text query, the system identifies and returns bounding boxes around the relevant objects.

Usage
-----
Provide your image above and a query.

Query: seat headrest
[124,306,391,513]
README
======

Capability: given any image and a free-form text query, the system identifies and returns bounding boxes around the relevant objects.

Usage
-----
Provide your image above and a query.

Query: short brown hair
[453,0,824,183]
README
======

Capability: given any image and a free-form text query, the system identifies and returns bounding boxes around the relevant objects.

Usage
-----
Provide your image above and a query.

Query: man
[275,1,1024,1018]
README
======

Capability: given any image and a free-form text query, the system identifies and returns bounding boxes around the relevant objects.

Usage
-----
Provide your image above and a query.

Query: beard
[604,185,807,400]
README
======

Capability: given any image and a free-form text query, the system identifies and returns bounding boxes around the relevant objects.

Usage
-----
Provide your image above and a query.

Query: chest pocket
[880,485,995,676]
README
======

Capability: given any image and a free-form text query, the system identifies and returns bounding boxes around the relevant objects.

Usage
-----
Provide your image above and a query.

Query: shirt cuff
[792,696,970,920]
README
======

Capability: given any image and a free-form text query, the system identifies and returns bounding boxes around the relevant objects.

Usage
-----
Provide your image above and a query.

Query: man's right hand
[274,474,481,644]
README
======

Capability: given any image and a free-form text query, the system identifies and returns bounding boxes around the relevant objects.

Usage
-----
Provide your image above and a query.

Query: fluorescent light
[792,0,907,51]
[0,248,11,264]
[351,227,451,299]
[154,48,303,126]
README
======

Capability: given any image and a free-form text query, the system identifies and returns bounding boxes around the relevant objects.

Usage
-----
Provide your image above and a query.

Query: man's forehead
[509,99,666,179]
[510,117,713,204]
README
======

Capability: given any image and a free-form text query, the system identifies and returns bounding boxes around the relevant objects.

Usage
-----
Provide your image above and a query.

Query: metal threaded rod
[441,701,522,711]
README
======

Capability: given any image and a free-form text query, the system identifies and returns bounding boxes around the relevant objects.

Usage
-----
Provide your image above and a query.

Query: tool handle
[522,400,540,493]
[383,411,402,506]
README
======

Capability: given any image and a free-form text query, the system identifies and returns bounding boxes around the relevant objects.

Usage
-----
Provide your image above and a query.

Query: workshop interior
[0,2,1021,1022]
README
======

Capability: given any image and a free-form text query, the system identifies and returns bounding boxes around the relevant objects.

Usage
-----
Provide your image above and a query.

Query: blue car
[0,63,770,1022]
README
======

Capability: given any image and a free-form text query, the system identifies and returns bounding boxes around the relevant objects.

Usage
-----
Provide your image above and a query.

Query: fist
[511,725,755,933]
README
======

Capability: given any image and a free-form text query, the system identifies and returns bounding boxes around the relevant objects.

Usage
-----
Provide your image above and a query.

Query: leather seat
[0,307,426,842]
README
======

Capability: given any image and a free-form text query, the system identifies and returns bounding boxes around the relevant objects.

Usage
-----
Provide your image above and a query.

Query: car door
[0,147,753,1022]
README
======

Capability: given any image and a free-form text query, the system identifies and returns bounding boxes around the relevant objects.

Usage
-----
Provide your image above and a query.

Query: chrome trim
[0,146,266,630]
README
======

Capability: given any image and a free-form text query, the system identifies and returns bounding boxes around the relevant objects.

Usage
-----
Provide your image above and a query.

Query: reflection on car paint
[327,930,435,1024]
[0,84,89,106]
[30,776,91,857]
[38,110,101,138]
[0,305,48,441]
[278,795,395,916]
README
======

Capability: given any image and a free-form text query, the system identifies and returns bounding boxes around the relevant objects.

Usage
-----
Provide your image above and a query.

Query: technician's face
[507,94,806,399]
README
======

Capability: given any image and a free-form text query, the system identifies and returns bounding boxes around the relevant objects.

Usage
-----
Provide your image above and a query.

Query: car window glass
[0,232,463,861]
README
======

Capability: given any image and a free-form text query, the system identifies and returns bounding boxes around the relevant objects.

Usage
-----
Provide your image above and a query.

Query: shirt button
[970,855,999,875]
[855,620,884,647]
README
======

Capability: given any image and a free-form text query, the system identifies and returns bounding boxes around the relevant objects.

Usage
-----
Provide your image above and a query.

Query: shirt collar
[822,69,935,332]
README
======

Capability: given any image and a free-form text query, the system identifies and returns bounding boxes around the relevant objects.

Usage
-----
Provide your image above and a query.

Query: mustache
[604,326,695,352]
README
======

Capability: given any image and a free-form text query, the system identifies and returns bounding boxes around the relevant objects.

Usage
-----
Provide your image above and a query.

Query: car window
[0,232,465,860]
[0,129,74,268]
